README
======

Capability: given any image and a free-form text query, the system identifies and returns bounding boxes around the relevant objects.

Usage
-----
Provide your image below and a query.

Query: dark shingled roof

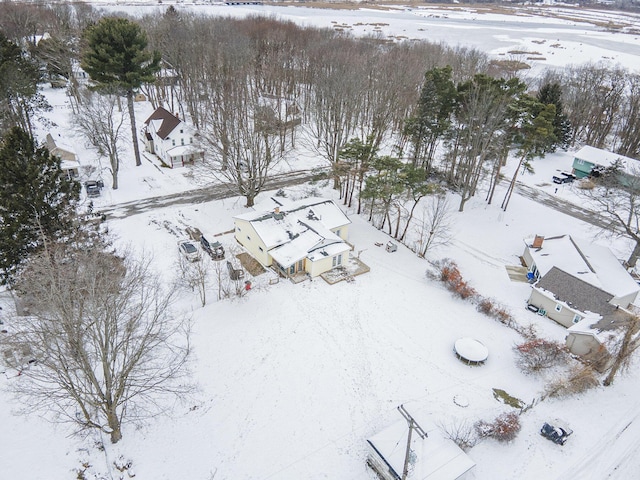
[144,107,181,140]
[536,266,618,317]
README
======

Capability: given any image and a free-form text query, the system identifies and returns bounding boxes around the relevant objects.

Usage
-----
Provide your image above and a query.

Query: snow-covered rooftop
[367,410,475,479]
[525,235,639,299]
[234,197,351,266]
[166,144,202,156]
[269,228,323,266]
[574,145,640,173]
[235,197,350,248]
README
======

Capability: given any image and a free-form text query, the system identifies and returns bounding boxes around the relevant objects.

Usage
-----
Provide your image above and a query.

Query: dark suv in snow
[552,172,576,184]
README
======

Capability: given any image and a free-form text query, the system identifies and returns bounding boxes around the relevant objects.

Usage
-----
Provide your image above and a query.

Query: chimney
[532,235,544,248]
[174,112,179,120]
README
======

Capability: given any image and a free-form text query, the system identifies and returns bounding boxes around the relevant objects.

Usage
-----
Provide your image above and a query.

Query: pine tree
[81,17,160,167]
[0,127,80,284]
[404,66,456,173]
[537,82,571,151]
[0,32,45,134]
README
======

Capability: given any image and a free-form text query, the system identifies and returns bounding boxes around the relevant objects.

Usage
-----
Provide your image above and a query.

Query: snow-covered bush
[429,258,477,299]
[475,412,521,443]
[477,297,514,326]
[514,338,568,373]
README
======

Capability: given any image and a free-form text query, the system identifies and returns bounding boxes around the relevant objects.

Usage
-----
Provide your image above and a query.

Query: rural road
[99,168,614,236]
[99,168,326,219]
[513,182,615,232]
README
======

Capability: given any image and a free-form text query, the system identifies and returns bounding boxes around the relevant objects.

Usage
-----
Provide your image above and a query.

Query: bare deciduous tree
[603,315,640,386]
[74,88,125,189]
[178,251,210,307]
[7,243,192,443]
[578,165,640,266]
[413,194,453,257]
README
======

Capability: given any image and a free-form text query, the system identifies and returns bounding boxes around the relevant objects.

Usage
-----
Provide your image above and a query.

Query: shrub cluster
[476,297,514,326]
[475,411,521,443]
[430,259,477,299]
[545,365,600,398]
[513,338,568,374]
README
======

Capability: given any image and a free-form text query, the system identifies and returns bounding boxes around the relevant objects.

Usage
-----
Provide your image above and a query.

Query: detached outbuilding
[46,133,80,180]
[367,413,475,480]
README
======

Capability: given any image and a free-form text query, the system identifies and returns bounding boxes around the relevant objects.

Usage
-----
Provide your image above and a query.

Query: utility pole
[398,404,427,480]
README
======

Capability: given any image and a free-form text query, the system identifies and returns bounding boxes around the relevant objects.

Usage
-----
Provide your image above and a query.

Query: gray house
[523,235,639,328]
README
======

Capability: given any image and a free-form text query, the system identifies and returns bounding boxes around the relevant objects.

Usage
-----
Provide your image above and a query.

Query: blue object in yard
[527,272,535,282]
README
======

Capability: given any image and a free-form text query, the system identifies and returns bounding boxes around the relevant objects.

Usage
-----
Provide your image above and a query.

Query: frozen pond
[97,2,640,72]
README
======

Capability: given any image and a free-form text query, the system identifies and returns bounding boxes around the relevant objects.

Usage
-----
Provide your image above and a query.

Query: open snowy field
[3,2,640,480]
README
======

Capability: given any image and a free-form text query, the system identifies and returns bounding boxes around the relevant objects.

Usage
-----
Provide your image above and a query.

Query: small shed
[367,412,475,480]
[45,133,80,179]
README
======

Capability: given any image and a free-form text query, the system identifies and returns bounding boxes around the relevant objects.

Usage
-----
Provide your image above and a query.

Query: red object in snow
[245,281,252,291]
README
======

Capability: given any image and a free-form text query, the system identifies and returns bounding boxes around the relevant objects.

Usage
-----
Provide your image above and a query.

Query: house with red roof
[143,107,204,168]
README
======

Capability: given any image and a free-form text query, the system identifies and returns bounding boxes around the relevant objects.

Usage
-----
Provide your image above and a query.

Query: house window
[298,260,303,271]
[258,246,263,252]
[573,314,582,323]
[172,139,176,146]
[190,137,193,144]
[576,159,584,165]
[289,265,295,275]
[332,254,342,267]
[555,304,562,312]
[246,235,251,241]
[335,229,341,237]
[181,138,184,146]
[180,129,184,134]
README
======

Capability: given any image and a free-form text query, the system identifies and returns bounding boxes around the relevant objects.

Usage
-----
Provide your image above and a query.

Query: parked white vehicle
[178,239,200,262]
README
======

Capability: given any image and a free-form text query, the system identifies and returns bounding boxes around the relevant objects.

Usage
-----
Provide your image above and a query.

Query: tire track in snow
[553,407,640,480]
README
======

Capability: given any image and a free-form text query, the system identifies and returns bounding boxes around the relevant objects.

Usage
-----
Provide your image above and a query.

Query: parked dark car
[552,172,576,184]
[541,422,573,445]
[200,235,225,260]
[84,180,104,197]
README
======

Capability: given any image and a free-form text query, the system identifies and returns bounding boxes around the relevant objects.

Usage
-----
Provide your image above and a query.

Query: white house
[367,410,475,480]
[522,234,640,328]
[233,197,351,279]
[142,107,204,168]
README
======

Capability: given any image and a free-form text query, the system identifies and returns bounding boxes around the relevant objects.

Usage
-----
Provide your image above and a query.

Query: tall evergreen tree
[537,82,571,151]
[404,66,456,173]
[81,17,160,167]
[0,127,80,284]
[0,31,46,134]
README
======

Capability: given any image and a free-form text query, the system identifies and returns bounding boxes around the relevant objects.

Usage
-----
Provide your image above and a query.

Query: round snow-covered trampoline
[454,337,488,365]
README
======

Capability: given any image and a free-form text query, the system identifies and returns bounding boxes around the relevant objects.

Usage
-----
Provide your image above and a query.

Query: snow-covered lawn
[3,3,640,480]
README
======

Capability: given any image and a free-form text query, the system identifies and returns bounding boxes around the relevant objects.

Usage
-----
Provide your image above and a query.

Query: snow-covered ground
[3,3,640,480]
